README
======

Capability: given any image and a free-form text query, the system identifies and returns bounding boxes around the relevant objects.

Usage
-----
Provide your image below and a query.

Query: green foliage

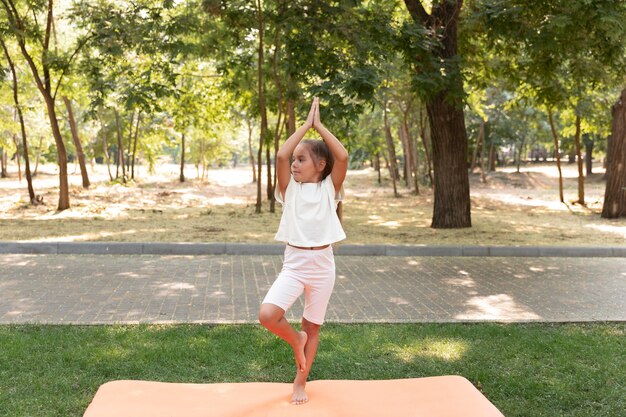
[3,0,626,183]
[463,0,626,163]
[468,0,626,107]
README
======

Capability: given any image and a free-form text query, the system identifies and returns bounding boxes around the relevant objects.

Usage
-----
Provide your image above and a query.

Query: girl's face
[291,143,326,183]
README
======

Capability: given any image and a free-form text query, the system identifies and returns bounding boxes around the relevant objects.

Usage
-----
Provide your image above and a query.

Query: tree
[62,96,90,188]
[471,0,626,206]
[602,87,626,219]
[402,0,471,228]
[1,0,92,210]
[0,36,38,203]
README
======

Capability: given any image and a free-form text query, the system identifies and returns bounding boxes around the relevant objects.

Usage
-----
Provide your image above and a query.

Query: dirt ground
[1,161,625,246]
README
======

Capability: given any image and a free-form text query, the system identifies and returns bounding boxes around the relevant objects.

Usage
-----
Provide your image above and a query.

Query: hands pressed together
[305,97,322,130]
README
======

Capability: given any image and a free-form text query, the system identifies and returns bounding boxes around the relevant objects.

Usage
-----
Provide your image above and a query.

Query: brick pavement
[1,253,624,324]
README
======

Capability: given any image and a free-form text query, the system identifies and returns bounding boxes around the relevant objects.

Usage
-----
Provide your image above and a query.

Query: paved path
[1,253,624,324]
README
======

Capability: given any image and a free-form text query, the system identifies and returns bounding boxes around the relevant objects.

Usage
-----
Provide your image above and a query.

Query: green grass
[0,323,624,416]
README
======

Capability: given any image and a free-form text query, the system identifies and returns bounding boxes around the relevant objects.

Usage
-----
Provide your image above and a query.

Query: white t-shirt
[274,175,346,247]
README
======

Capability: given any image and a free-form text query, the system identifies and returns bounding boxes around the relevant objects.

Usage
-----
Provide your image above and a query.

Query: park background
[1,1,625,417]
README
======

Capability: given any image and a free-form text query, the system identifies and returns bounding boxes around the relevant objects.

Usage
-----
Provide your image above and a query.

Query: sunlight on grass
[378,220,401,228]
[1,324,624,416]
[2,164,626,246]
[389,338,469,363]
[583,223,626,238]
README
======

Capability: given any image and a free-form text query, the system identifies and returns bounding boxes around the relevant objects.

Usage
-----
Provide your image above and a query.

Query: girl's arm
[313,98,349,193]
[276,100,315,200]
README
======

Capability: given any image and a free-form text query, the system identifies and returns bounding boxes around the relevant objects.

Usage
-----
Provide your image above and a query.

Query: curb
[0,242,625,257]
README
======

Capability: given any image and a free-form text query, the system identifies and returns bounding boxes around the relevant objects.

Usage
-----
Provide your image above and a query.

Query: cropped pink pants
[262,245,336,325]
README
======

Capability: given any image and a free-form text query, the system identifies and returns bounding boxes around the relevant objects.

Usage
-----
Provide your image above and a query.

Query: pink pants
[262,245,336,325]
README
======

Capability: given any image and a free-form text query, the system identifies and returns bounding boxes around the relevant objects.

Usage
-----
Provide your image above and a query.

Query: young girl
[259,97,348,405]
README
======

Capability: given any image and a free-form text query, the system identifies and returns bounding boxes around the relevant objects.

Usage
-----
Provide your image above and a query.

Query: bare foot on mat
[291,382,308,405]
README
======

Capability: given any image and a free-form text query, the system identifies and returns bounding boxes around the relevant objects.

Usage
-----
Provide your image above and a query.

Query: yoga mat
[83,376,505,417]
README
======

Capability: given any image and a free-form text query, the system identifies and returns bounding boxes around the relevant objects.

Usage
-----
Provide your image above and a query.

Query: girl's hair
[300,139,343,222]
[301,139,334,180]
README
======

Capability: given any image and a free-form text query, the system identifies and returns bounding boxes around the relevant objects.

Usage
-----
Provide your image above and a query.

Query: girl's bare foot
[291,382,308,405]
[293,331,308,372]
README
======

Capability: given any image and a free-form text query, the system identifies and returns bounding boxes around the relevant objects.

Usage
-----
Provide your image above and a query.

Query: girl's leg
[259,303,308,373]
[291,317,321,405]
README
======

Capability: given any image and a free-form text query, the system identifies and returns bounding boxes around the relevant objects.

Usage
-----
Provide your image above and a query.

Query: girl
[259,97,348,405]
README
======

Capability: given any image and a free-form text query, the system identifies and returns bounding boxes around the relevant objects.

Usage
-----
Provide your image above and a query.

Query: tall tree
[62,96,90,188]
[1,0,92,210]
[0,36,37,203]
[254,0,269,214]
[402,0,471,228]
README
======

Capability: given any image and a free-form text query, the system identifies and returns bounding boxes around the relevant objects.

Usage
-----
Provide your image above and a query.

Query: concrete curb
[0,242,625,257]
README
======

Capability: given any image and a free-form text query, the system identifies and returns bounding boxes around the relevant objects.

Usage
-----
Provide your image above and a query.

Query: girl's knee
[302,318,321,336]
[259,304,283,327]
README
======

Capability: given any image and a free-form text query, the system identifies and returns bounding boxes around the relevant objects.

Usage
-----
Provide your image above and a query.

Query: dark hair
[300,139,343,222]
[301,139,334,180]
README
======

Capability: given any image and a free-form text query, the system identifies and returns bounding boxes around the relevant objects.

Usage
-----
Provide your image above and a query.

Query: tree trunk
[114,109,126,183]
[601,87,626,218]
[246,117,256,183]
[479,121,487,183]
[383,104,399,197]
[404,0,470,228]
[34,135,43,176]
[12,133,22,182]
[270,108,285,213]
[573,114,584,205]
[44,97,70,209]
[471,118,485,172]
[516,137,526,174]
[180,133,186,182]
[0,148,6,178]
[548,108,565,203]
[398,126,410,186]
[99,109,113,181]
[255,0,268,214]
[418,105,434,188]
[403,111,420,195]
[470,119,485,173]
[131,111,141,180]
[14,96,36,203]
[584,134,594,175]
[63,96,90,189]
[2,38,36,201]
[375,152,382,184]
[489,143,498,172]
[126,111,135,174]
[269,33,284,214]
[426,93,471,228]
[266,144,272,200]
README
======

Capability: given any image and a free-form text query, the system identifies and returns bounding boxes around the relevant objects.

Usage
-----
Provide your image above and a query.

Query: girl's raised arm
[275,100,316,200]
[313,98,348,193]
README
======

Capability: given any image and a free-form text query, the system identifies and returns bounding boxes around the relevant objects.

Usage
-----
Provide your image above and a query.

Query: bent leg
[291,317,322,405]
[258,303,307,373]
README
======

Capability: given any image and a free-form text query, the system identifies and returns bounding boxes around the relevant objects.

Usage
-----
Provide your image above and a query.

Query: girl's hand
[305,98,316,128]
[313,97,321,127]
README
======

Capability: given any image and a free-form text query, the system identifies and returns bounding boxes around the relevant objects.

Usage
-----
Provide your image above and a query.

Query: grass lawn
[0,323,624,417]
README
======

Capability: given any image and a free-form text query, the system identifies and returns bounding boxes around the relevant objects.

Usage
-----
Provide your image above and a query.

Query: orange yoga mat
[83,376,504,417]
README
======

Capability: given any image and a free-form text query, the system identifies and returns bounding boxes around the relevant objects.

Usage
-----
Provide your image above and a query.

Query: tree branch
[1,0,47,94]
[52,33,97,100]
[44,0,52,52]
[403,0,430,24]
